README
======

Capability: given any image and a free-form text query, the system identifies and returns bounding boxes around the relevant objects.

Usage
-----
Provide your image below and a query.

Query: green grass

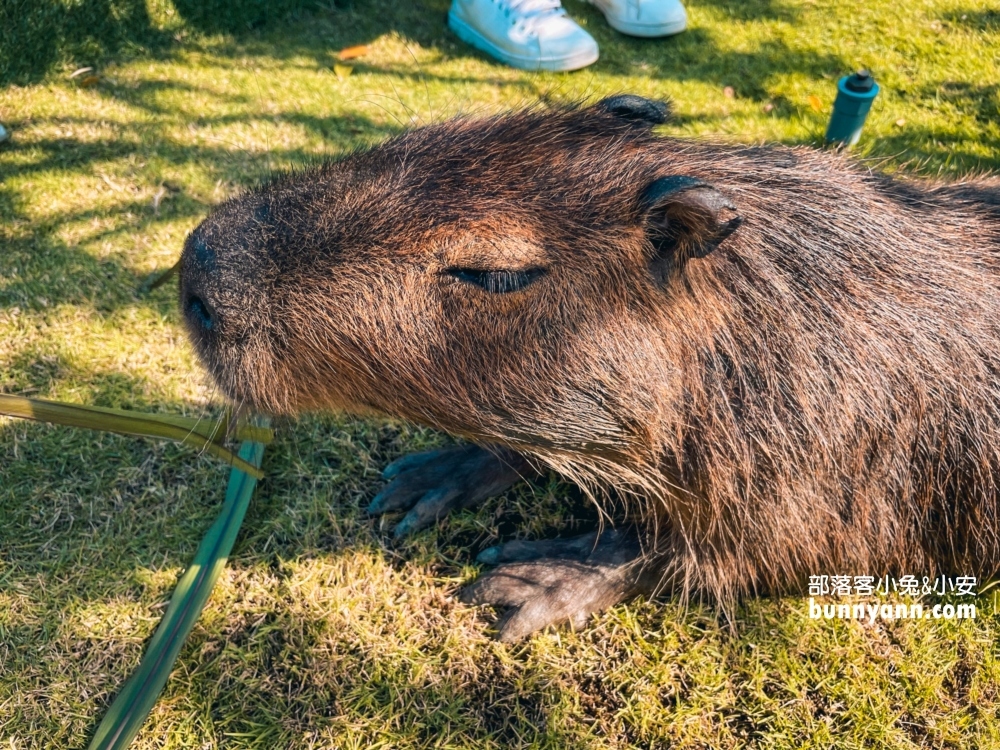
[2,0,1000,747]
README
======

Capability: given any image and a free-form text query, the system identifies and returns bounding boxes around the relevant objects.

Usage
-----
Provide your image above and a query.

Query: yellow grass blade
[0,395,271,478]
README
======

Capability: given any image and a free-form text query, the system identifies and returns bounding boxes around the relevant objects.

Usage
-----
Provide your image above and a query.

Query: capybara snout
[178,194,291,411]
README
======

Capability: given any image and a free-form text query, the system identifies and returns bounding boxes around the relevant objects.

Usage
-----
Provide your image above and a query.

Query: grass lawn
[2,0,1000,747]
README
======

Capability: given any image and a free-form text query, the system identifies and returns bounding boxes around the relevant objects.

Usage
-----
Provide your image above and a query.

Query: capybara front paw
[368,444,533,538]
[461,529,650,642]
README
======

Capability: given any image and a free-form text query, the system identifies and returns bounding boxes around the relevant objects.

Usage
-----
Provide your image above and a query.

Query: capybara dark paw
[368,444,533,538]
[461,528,650,642]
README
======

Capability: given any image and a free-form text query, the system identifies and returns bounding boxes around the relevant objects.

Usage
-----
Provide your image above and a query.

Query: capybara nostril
[186,294,216,332]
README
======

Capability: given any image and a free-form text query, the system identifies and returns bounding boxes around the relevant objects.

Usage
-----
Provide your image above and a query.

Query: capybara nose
[185,293,217,332]
[181,232,221,333]
[189,235,216,272]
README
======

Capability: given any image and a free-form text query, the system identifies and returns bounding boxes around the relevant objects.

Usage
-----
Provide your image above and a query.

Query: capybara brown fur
[179,96,1000,641]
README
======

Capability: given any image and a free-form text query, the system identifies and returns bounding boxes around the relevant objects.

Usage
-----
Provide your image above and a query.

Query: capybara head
[179,96,741,470]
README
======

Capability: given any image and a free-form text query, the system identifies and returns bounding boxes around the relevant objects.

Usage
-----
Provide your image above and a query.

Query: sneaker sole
[602,15,687,37]
[584,1,688,38]
[448,11,599,72]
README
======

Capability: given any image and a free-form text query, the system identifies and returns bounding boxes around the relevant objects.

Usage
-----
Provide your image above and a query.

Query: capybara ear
[594,95,671,126]
[640,175,743,284]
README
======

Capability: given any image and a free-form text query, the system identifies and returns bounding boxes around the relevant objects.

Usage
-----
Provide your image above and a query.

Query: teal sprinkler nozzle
[825,70,880,147]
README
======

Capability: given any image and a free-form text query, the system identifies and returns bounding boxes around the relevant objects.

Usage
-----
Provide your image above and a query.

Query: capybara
[178,96,1000,641]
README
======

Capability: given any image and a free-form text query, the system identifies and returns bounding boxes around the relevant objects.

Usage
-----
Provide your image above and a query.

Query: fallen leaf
[99,173,123,191]
[723,86,735,99]
[763,102,775,113]
[334,64,353,80]
[80,75,100,88]
[152,186,167,215]
[337,44,369,61]
[808,95,823,112]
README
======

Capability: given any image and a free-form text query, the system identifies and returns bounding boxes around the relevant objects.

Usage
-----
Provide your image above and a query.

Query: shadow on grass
[925,81,1000,128]
[943,7,1000,32]
[870,81,1000,173]
[0,104,400,316]
[0,0,452,86]
[0,0,171,86]
[0,185,186,316]
[0,0,325,86]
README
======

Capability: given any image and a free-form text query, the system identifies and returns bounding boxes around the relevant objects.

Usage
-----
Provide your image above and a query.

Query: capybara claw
[370,444,534,537]
[462,558,634,643]
[462,529,652,641]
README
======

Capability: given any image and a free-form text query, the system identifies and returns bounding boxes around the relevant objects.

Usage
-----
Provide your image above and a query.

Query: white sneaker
[586,0,687,37]
[448,0,600,72]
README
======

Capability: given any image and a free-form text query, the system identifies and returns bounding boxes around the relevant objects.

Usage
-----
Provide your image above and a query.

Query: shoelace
[501,0,566,34]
